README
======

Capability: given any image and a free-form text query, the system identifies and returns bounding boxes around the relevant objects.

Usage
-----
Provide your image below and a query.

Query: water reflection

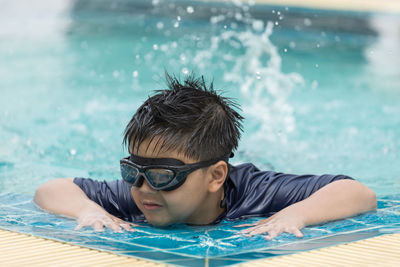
[365,14,400,96]
[0,0,74,39]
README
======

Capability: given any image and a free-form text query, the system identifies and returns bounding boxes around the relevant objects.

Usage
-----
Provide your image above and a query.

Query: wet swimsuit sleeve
[73,178,145,223]
[224,163,354,220]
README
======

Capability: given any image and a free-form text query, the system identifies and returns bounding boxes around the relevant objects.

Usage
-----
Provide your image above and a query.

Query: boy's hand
[235,207,305,240]
[75,212,138,232]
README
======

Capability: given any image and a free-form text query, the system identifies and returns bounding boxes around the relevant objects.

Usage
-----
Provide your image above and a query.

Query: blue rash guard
[74,163,353,224]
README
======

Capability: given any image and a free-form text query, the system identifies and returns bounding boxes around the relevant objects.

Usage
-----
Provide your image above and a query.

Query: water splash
[194,22,304,144]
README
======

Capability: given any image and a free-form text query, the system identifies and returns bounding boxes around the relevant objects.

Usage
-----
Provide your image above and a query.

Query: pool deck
[1,227,400,266]
[227,0,400,13]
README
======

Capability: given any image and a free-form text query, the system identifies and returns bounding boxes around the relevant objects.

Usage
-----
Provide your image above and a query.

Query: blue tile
[215,251,279,261]
[123,250,196,262]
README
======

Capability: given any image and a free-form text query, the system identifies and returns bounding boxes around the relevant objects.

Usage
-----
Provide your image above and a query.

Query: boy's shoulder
[224,163,354,220]
[227,162,276,190]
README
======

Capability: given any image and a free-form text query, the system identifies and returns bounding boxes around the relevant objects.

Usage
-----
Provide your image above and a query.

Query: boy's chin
[146,217,174,227]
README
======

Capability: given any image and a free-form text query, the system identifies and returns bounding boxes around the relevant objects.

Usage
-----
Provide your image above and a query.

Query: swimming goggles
[120,154,230,191]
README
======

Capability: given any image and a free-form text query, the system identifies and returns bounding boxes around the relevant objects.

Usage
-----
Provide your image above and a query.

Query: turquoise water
[1,0,400,265]
[1,193,399,265]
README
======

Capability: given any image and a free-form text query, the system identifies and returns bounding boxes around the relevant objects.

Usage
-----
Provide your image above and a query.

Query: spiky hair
[123,72,243,161]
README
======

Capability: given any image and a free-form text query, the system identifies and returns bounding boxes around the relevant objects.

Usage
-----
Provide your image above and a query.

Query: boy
[34,73,377,240]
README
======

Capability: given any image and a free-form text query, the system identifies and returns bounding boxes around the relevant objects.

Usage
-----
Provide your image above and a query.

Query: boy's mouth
[142,200,162,210]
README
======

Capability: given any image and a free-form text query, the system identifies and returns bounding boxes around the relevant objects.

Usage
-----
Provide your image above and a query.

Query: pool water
[0,192,399,266]
[1,0,400,265]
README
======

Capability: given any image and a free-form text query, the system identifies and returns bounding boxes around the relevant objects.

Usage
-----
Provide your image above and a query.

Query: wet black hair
[123,72,243,161]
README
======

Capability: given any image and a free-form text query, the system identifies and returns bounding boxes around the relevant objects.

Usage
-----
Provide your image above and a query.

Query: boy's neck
[185,188,226,225]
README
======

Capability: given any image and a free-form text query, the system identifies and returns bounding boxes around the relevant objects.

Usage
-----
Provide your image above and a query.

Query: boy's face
[129,139,221,226]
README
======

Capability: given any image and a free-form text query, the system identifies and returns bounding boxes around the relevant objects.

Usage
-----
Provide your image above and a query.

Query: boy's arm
[239,179,377,239]
[34,178,136,232]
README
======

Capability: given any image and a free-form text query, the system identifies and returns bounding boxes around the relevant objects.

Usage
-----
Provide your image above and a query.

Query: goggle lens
[120,163,139,184]
[120,163,176,188]
[145,169,175,186]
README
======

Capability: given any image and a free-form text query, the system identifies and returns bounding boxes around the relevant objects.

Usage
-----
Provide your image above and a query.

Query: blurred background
[0,0,399,196]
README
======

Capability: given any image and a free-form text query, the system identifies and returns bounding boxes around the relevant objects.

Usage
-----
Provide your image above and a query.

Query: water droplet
[252,20,264,31]
[160,44,168,52]
[186,6,194,13]
[315,64,319,68]
[70,149,77,156]
[224,25,227,29]
[180,53,186,62]
[284,48,287,52]
[156,22,164,30]
[311,80,318,90]
[289,41,296,49]
[277,11,281,15]
[174,21,179,28]
[304,18,312,26]
[177,16,181,21]
[275,21,279,26]
[135,54,140,59]
[316,43,320,48]
[153,44,159,50]
[182,68,189,75]
[113,70,120,78]
[132,71,138,78]
[255,71,261,79]
[152,0,159,6]
[272,10,276,13]
[279,15,284,20]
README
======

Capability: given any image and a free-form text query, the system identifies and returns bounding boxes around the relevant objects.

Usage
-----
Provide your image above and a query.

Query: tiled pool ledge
[1,228,400,266]
[241,233,400,266]
[0,228,160,267]
[212,0,400,13]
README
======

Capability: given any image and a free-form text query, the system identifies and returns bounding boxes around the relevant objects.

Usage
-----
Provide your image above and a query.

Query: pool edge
[239,233,400,266]
[0,228,165,267]
[2,227,400,266]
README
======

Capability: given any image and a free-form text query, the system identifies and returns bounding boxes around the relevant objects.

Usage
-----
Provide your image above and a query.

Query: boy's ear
[207,161,228,193]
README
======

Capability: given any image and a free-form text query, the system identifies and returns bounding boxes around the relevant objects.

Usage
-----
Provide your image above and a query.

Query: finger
[291,228,304,238]
[249,225,274,236]
[242,224,274,236]
[111,218,138,231]
[240,225,263,235]
[110,216,139,227]
[240,223,266,233]
[120,223,135,232]
[119,221,139,227]
[103,217,124,233]
[106,221,123,233]
[74,223,84,231]
[93,221,104,232]
[265,228,280,240]
[234,223,257,228]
